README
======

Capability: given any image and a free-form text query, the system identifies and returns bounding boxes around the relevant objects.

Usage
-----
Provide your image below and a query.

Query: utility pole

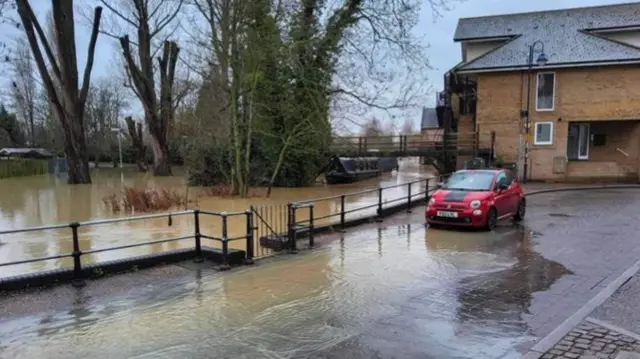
[111,127,123,169]
[521,40,548,183]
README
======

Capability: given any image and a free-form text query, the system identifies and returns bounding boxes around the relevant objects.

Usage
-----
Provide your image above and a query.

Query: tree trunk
[149,134,171,176]
[61,112,91,183]
[125,116,147,172]
[266,141,290,197]
[15,0,102,184]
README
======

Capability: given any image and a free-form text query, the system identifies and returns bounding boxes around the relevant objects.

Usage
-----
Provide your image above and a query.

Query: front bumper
[425,206,487,227]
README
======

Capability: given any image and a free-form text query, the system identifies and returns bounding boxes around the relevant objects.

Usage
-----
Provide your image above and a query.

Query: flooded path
[0,158,434,277]
[0,216,569,359]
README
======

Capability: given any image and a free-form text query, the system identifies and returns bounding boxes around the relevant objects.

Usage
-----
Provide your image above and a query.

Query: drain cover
[548,213,572,217]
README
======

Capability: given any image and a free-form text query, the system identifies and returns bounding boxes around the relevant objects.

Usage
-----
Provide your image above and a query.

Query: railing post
[287,202,293,247]
[220,212,230,270]
[425,178,430,202]
[376,187,383,222]
[407,182,412,213]
[70,222,85,287]
[288,203,298,253]
[309,205,315,247]
[340,195,346,230]
[193,209,203,263]
[244,208,254,265]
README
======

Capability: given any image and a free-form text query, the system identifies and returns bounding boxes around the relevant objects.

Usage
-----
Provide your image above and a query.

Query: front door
[567,123,590,160]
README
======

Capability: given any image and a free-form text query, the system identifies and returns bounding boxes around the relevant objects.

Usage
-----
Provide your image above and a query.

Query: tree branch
[330,87,403,111]
[15,0,62,114]
[19,0,62,83]
[149,0,184,38]
[79,6,103,110]
[99,0,139,28]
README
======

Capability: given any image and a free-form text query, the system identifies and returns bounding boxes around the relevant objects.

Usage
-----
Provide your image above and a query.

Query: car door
[503,170,520,214]
[493,171,511,216]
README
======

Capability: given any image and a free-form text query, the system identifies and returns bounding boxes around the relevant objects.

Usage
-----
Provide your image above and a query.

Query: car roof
[455,169,503,174]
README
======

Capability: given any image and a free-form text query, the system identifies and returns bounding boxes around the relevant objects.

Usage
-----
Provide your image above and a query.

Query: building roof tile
[455,2,640,71]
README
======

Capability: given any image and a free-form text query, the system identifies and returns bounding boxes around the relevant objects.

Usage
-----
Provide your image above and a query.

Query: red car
[425,169,526,230]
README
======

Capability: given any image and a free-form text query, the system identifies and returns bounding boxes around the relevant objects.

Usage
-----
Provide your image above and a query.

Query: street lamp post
[522,40,548,183]
[111,127,123,169]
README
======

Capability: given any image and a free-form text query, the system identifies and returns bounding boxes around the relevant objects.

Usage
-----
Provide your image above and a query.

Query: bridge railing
[330,132,488,154]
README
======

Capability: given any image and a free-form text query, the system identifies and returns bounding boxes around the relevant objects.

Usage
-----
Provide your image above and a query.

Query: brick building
[445,2,640,182]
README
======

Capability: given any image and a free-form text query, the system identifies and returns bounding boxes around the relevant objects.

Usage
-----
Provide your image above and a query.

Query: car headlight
[469,200,481,209]
[428,197,436,205]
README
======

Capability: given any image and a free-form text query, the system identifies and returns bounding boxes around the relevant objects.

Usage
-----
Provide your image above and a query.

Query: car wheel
[484,207,497,231]
[513,199,526,222]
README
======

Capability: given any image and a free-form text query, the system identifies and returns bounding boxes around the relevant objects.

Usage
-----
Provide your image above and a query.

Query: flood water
[0,158,434,277]
[0,221,570,358]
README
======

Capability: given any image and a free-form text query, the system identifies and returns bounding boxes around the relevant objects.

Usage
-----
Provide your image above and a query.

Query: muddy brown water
[0,158,434,277]
[0,219,570,358]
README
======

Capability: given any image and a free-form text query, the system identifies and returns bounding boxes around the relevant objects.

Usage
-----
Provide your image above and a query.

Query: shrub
[0,159,47,178]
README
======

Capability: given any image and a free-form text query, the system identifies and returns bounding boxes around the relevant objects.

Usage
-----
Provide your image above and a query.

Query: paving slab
[537,319,640,359]
[591,274,640,334]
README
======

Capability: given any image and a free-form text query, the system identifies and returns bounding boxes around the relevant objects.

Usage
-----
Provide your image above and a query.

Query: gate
[251,202,315,255]
[252,204,289,255]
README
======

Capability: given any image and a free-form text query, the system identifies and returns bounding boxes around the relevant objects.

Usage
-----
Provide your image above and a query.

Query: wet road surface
[0,221,568,358]
[2,188,640,358]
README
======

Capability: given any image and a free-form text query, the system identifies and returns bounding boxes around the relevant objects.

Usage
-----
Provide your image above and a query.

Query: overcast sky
[11,0,634,132]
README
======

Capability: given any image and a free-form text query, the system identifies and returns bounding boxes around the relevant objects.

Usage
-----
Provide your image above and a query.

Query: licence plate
[436,211,458,218]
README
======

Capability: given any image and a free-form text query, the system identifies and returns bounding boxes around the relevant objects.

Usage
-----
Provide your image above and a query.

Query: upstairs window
[536,72,555,111]
[534,122,553,145]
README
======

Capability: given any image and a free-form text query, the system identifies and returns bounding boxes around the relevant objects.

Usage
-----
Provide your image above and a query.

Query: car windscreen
[442,172,494,191]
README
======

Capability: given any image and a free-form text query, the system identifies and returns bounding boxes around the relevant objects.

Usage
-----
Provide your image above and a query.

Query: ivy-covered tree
[0,105,25,147]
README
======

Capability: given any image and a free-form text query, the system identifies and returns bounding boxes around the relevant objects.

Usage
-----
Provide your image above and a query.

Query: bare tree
[10,38,37,145]
[15,1,103,184]
[362,117,386,137]
[401,118,415,135]
[101,0,183,176]
[85,78,127,167]
[330,0,444,129]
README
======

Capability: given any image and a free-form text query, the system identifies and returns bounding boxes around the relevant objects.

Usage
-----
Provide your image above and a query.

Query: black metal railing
[282,177,441,251]
[0,176,443,285]
[0,209,257,286]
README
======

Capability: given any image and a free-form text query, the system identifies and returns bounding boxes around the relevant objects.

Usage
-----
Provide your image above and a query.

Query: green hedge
[0,159,48,179]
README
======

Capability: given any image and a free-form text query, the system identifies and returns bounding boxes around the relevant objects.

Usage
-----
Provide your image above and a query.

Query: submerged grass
[199,184,264,198]
[103,184,266,213]
[103,186,187,213]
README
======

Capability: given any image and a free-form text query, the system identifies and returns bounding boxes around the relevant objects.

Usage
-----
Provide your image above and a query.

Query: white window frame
[535,72,555,112]
[577,123,590,160]
[534,121,554,145]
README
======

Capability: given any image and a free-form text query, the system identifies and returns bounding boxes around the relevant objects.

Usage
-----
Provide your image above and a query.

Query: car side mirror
[436,182,443,189]
[496,183,509,191]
